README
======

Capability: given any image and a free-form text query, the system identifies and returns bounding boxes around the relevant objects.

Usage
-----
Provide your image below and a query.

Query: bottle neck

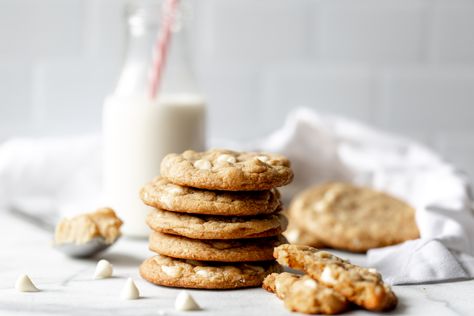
[159,25,198,95]
[115,3,198,98]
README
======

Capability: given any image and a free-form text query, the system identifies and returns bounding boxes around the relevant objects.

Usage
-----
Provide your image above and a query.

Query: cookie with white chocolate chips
[160,149,294,191]
[290,182,419,252]
[146,208,287,239]
[140,254,282,289]
[274,244,398,312]
[263,272,348,314]
[149,231,287,262]
[141,177,282,216]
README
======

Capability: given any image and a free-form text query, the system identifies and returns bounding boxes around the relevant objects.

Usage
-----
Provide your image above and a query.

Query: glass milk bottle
[103,2,206,237]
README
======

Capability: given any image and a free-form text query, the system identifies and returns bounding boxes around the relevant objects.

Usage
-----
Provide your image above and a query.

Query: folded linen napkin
[0,135,102,222]
[252,108,474,284]
[0,107,473,284]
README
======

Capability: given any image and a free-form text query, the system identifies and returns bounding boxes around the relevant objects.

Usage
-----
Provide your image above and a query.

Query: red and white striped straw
[149,0,179,100]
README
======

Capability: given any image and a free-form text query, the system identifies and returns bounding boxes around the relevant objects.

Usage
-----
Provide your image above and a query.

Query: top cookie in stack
[139,149,294,289]
[159,149,293,191]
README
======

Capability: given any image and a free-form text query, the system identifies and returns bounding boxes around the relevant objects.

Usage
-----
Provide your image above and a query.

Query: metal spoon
[10,205,118,258]
[54,237,118,258]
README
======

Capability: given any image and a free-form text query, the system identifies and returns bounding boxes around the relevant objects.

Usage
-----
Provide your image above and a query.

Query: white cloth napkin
[251,108,474,284]
[0,107,473,285]
[0,135,102,219]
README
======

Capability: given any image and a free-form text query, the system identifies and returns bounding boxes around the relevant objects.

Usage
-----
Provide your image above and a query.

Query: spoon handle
[9,205,56,232]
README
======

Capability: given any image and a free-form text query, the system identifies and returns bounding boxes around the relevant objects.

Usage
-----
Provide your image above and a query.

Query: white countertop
[0,211,472,316]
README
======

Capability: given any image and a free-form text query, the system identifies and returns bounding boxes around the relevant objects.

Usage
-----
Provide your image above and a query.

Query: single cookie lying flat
[274,244,397,312]
[149,231,286,262]
[147,208,287,240]
[263,272,348,315]
[140,254,282,289]
[141,177,282,216]
[160,149,293,191]
[290,182,419,252]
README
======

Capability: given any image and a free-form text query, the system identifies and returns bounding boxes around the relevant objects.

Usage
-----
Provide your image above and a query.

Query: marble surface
[1,211,473,316]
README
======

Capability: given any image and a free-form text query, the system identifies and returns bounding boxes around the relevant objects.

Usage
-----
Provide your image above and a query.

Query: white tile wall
[0,0,473,179]
[0,63,33,137]
[261,63,374,132]
[200,0,312,63]
[0,0,83,61]
[379,66,474,131]
[198,62,262,141]
[430,1,474,62]
[317,0,429,62]
[81,0,127,61]
[31,59,117,136]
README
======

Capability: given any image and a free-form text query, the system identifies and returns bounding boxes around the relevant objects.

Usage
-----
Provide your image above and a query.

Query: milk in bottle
[103,2,205,237]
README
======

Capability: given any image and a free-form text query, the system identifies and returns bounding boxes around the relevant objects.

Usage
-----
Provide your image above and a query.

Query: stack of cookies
[286,182,419,252]
[139,149,294,289]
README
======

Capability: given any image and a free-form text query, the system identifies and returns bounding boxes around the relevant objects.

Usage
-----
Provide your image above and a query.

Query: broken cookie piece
[54,208,122,245]
[263,272,348,314]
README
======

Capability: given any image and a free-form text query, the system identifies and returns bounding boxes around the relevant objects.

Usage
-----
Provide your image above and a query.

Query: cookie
[141,177,282,216]
[284,220,325,248]
[54,207,122,245]
[263,272,301,299]
[290,182,419,252]
[140,254,282,289]
[160,149,293,191]
[274,244,397,312]
[146,208,287,240]
[149,231,287,262]
[263,272,348,314]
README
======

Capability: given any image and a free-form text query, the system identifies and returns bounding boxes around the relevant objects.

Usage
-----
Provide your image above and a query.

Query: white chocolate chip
[175,290,201,311]
[313,200,329,213]
[303,278,317,288]
[256,155,269,162]
[368,268,378,274]
[15,274,39,292]
[285,229,300,243]
[324,190,338,201]
[193,159,212,170]
[216,154,236,164]
[120,278,140,300]
[320,267,337,284]
[161,265,182,277]
[94,259,113,279]
[165,184,184,195]
[155,210,165,218]
[160,195,174,209]
[195,269,210,277]
[278,251,290,266]
[312,188,343,213]
[324,186,344,202]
